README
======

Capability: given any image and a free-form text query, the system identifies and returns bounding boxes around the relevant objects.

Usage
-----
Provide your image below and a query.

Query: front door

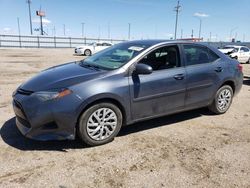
[129,45,186,120]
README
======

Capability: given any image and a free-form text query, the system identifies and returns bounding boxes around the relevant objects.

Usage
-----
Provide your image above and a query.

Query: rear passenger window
[183,45,220,66]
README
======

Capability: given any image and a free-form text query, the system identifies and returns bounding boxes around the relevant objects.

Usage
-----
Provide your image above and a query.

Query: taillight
[237,64,243,72]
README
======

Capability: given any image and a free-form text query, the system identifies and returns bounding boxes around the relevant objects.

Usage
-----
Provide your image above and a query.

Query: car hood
[219,48,234,54]
[20,62,107,92]
[76,45,91,48]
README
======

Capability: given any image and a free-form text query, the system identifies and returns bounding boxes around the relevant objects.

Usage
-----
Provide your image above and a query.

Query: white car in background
[74,42,113,56]
[218,45,236,54]
[219,45,250,64]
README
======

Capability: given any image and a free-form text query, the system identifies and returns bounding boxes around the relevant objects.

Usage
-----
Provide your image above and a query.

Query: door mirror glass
[135,64,153,75]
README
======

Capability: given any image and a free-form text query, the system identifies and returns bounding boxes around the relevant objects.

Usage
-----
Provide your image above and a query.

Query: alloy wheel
[86,108,117,141]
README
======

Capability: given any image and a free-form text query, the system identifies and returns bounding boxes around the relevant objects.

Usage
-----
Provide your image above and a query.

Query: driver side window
[138,45,180,71]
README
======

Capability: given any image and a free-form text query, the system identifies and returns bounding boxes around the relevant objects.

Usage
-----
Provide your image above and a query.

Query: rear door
[129,45,186,120]
[182,44,221,107]
[242,47,250,62]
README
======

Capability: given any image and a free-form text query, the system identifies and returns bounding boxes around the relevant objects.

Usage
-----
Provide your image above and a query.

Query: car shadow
[0,108,212,151]
[243,76,250,86]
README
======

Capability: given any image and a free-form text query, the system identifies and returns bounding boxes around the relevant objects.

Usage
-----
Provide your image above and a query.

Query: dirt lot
[0,48,250,188]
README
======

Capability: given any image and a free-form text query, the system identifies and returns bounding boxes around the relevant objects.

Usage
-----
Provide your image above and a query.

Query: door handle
[174,74,184,80]
[215,67,223,72]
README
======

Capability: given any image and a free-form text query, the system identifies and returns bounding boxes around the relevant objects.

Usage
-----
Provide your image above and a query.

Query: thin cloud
[194,12,209,18]
[3,27,11,31]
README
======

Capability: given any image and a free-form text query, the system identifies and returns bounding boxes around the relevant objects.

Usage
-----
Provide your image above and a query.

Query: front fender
[75,93,130,124]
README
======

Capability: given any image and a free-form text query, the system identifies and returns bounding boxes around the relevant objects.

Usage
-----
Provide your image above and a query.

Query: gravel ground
[0,48,250,188]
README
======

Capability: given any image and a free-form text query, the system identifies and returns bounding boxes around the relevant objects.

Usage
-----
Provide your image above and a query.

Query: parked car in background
[218,45,236,54]
[13,40,243,146]
[74,41,113,56]
[219,45,250,64]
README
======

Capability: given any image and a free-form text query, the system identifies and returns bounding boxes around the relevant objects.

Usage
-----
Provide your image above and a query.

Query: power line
[174,0,181,40]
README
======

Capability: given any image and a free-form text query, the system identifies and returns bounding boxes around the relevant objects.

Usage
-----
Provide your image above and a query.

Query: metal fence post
[37,36,40,48]
[69,37,72,48]
[54,36,56,48]
[18,35,22,48]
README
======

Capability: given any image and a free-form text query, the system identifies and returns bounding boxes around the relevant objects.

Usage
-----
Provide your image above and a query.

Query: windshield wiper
[80,62,101,71]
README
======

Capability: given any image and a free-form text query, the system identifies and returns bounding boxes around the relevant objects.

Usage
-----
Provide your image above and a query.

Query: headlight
[33,89,72,101]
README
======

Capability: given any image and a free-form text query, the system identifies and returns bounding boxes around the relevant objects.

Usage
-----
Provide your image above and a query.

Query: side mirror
[134,64,153,75]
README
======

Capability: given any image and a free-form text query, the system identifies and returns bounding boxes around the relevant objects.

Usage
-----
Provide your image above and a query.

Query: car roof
[224,45,246,48]
[122,39,202,46]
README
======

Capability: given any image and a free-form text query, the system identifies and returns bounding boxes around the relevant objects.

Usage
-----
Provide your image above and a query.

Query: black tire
[84,49,92,56]
[208,85,234,114]
[78,103,122,146]
[247,58,250,64]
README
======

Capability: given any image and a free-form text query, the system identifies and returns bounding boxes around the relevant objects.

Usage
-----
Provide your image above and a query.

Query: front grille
[42,122,58,130]
[17,89,34,96]
[17,116,31,128]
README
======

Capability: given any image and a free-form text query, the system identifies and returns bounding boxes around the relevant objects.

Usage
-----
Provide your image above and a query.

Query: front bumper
[74,48,84,55]
[12,89,82,141]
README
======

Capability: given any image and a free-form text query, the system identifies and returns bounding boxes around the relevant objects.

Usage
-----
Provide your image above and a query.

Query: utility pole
[128,23,131,40]
[81,22,85,38]
[108,23,111,39]
[17,17,21,36]
[27,0,33,35]
[229,27,237,42]
[198,19,202,39]
[191,29,194,38]
[174,0,181,40]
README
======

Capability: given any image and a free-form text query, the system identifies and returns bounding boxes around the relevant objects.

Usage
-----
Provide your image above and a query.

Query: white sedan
[219,45,250,64]
[74,42,113,56]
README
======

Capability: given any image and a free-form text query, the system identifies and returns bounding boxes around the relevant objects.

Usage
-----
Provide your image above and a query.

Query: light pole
[198,18,202,39]
[229,27,237,42]
[27,0,33,35]
[63,24,66,36]
[128,23,131,40]
[81,22,85,38]
[108,23,111,39]
[17,17,21,36]
[174,0,181,40]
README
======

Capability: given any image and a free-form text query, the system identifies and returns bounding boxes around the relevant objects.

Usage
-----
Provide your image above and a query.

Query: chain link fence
[0,34,125,48]
[0,34,249,48]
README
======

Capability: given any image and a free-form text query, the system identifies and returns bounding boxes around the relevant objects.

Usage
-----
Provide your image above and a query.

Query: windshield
[80,42,150,70]
[233,47,239,52]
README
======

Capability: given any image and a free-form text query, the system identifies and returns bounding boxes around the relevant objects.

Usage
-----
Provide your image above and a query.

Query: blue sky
[0,0,249,41]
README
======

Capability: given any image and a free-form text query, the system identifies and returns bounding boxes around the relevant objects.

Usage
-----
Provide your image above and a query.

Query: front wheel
[84,49,92,56]
[78,103,122,146]
[247,58,250,64]
[208,85,233,114]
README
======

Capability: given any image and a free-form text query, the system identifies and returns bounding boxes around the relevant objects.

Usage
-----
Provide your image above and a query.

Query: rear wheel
[208,85,233,114]
[84,49,92,56]
[247,58,250,64]
[78,103,122,146]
